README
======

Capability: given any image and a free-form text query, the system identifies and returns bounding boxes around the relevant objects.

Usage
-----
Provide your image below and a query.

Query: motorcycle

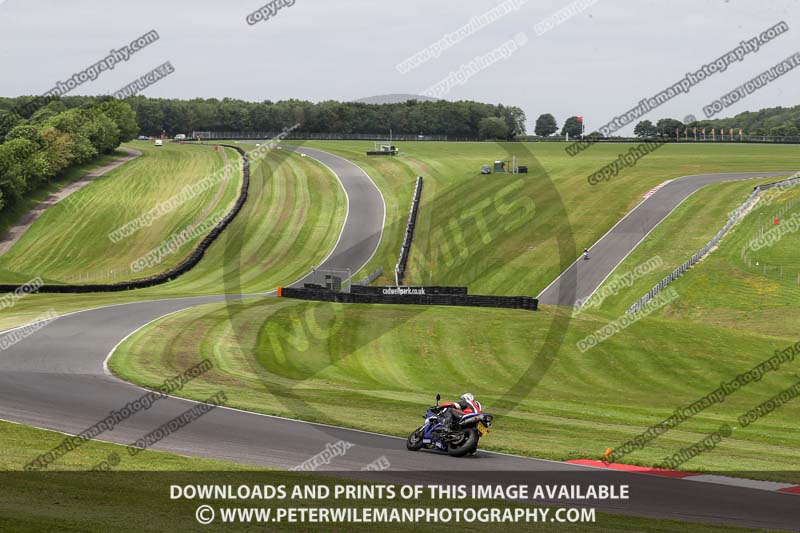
[406,394,493,457]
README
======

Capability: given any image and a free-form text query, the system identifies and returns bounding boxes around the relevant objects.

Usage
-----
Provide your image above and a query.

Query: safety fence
[352,267,383,286]
[395,176,423,286]
[281,286,537,311]
[192,131,450,141]
[627,175,800,313]
[0,145,249,294]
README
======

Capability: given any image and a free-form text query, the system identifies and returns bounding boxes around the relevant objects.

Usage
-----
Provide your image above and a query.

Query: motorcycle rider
[438,393,482,428]
[583,248,590,260]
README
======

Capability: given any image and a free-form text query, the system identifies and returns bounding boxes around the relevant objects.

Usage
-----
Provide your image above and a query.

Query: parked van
[154,139,163,146]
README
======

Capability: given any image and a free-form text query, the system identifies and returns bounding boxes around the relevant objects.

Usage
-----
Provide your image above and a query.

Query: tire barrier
[281,286,537,311]
[0,145,250,294]
[626,175,800,313]
[395,176,423,286]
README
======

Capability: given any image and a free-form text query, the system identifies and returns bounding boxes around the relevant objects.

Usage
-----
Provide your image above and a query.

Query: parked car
[154,139,163,146]
[174,134,187,140]
[516,165,528,173]
[137,135,149,141]
[481,165,491,174]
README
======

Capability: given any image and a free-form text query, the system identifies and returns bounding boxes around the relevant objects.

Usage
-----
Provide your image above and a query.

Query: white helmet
[460,393,480,412]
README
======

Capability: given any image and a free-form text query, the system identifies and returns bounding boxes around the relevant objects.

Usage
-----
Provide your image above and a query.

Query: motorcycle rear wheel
[406,428,425,451]
[447,428,479,457]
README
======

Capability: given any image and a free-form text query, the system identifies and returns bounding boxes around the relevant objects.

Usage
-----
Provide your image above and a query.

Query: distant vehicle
[516,165,528,173]
[366,144,398,156]
[154,139,163,146]
[481,165,491,174]
[174,134,186,140]
[137,135,149,141]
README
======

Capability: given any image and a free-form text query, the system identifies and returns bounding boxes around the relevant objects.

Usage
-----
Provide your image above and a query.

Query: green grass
[0,144,346,330]
[294,141,800,294]
[4,141,800,530]
[0,149,129,236]
[1,420,752,533]
[0,142,242,284]
[109,295,800,483]
[143,144,346,295]
[8,141,800,482]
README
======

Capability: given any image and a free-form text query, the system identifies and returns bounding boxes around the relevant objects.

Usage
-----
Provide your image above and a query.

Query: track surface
[538,171,794,306]
[1,156,798,530]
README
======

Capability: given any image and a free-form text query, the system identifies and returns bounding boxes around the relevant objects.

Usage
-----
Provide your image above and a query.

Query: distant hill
[352,94,440,104]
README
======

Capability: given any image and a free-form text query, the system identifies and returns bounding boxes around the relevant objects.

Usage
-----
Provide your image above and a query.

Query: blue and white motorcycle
[406,394,493,457]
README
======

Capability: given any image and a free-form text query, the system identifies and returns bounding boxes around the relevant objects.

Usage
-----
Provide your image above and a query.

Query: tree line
[0,98,138,214]
[1,96,527,140]
[690,104,800,137]
[532,105,800,139]
[0,94,525,219]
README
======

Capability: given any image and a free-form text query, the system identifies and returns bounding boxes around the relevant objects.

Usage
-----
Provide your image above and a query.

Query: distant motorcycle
[406,394,493,457]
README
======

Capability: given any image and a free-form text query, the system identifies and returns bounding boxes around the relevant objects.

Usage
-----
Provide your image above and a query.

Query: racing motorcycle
[406,394,493,457]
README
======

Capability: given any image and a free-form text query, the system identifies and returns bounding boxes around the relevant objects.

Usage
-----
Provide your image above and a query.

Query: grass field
[0,142,241,284]
[101,141,800,483]
[0,420,753,533]
[5,141,800,479]
[0,149,129,237]
[108,299,800,484]
[145,144,346,295]
[294,141,800,294]
[0,143,346,330]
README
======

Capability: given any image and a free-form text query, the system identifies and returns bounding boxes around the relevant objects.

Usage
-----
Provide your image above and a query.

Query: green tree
[534,113,558,136]
[656,118,684,137]
[561,116,583,137]
[633,120,658,138]
[98,100,139,142]
[478,117,510,139]
[5,124,44,148]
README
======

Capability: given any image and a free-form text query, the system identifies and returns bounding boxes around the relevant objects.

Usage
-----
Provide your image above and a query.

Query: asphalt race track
[538,171,795,307]
[1,153,798,530]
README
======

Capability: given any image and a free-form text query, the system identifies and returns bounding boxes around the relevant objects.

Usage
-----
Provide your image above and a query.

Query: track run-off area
[1,144,798,530]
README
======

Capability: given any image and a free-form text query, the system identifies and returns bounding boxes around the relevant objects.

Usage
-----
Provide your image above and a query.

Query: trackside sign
[381,287,426,295]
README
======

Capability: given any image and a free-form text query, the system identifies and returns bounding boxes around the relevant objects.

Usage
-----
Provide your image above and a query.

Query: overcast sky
[1,0,799,134]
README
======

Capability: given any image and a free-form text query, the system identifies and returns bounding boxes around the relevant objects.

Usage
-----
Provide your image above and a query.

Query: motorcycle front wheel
[447,428,479,457]
[406,427,425,451]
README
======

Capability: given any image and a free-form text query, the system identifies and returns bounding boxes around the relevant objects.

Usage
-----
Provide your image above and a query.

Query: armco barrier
[0,145,250,294]
[395,176,423,285]
[351,285,468,295]
[353,267,383,286]
[626,174,800,313]
[281,287,537,311]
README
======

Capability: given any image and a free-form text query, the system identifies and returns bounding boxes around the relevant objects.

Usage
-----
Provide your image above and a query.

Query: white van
[174,134,186,141]
[154,139,163,146]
